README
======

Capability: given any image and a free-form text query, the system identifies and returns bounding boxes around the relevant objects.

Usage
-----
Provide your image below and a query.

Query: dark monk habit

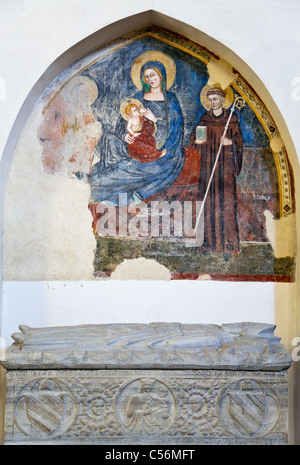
[191,88,243,255]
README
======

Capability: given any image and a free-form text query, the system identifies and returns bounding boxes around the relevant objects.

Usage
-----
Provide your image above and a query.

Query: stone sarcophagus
[1,322,292,444]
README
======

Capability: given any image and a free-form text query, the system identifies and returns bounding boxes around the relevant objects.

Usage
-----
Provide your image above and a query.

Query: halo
[64,75,98,106]
[200,84,234,110]
[120,98,143,121]
[131,50,176,91]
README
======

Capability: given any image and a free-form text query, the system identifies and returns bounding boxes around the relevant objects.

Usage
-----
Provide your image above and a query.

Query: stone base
[4,369,288,445]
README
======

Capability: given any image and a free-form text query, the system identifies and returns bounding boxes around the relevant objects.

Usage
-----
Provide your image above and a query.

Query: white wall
[1,280,276,345]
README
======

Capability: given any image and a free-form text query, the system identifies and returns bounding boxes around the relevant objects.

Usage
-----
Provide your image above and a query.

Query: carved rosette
[71,379,123,437]
[168,378,225,437]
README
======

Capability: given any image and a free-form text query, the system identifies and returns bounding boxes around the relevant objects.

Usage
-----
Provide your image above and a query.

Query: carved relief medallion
[14,378,77,437]
[116,378,176,435]
[217,378,279,438]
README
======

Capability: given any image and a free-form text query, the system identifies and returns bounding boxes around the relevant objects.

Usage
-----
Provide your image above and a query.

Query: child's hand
[143,108,157,123]
[125,133,135,144]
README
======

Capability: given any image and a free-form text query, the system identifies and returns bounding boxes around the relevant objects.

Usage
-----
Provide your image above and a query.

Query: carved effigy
[3,322,292,370]
[1,323,291,444]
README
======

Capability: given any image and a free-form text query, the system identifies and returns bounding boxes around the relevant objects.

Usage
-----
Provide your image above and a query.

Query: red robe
[191,109,243,255]
[128,117,162,163]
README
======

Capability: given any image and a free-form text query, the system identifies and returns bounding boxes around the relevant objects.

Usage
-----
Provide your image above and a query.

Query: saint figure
[191,87,243,256]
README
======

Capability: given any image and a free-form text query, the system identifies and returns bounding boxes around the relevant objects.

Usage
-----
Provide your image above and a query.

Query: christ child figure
[124,101,167,163]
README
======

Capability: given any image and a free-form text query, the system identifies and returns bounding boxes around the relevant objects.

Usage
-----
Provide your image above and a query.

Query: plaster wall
[0,0,299,444]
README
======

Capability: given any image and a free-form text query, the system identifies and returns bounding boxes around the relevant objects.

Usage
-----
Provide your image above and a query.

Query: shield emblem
[15,378,77,437]
[218,378,279,438]
[227,380,266,437]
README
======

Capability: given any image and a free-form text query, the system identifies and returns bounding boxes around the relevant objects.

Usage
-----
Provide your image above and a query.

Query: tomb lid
[1,322,292,371]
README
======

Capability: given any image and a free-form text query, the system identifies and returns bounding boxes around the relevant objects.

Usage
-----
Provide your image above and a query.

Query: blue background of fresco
[82,35,278,240]
[82,35,269,149]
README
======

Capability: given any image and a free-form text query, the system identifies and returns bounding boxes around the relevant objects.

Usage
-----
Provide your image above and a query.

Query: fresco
[38,29,295,281]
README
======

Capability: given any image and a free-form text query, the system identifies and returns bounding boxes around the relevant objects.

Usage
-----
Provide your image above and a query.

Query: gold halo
[120,98,143,121]
[131,50,176,91]
[64,75,98,106]
[200,84,234,110]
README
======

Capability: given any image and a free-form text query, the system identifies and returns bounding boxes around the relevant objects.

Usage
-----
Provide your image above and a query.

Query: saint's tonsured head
[200,84,234,111]
[206,87,226,110]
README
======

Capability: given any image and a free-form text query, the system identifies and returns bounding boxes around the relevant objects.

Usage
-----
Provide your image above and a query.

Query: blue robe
[88,90,185,205]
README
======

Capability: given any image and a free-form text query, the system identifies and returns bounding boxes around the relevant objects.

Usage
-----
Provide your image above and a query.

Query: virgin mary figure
[78,53,185,205]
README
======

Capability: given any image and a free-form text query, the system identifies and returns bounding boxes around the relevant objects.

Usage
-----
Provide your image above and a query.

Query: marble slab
[4,369,289,445]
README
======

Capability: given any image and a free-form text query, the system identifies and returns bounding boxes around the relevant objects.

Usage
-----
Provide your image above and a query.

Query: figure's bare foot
[160,149,167,157]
